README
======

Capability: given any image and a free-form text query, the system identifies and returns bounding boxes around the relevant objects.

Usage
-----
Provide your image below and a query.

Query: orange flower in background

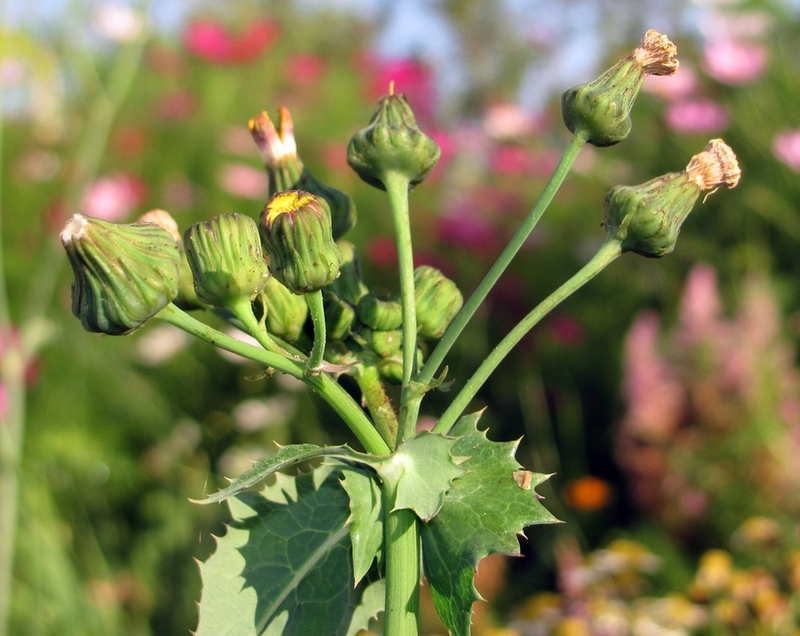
[562,476,612,512]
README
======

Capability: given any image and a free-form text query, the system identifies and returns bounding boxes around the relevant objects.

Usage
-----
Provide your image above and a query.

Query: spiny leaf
[373,430,465,521]
[192,444,369,505]
[420,412,559,636]
[340,465,384,585]
[196,464,383,636]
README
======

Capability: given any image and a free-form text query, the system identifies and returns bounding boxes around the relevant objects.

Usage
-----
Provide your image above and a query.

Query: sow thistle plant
[60,31,740,636]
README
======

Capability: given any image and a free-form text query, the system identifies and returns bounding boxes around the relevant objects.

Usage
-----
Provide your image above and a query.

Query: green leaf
[420,412,559,636]
[193,444,369,505]
[340,465,384,585]
[196,465,383,636]
[373,430,465,521]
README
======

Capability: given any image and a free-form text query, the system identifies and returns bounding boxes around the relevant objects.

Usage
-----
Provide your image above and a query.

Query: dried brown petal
[686,139,741,190]
[633,29,679,76]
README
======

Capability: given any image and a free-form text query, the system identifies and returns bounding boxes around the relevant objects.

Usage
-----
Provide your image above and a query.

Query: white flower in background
[92,3,144,43]
[217,445,270,481]
[232,395,297,433]
[135,323,189,366]
[482,103,539,140]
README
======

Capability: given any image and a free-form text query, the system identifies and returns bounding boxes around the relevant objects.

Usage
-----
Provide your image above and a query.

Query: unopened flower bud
[139,209,201,309]
[328,241,368,306]
[378,347,423,385]
[414,266,464,339]
[183,214,270,310]
[250,108,357,240]
[562,30,678,146]
[347,88,441,190]
[370,329,403,358]
[259,277,309,343]
[61,214,180,335]
[260,190,342,294]
[323,290,356,342]
[357,292,403,331]
[604,139,740,257]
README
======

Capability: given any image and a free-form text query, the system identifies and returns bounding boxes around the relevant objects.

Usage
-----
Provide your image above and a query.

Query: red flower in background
[183,18,279,65]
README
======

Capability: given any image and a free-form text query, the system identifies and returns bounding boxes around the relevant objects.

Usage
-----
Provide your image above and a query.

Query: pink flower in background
[183,18,278,65]
[545,314,585,348]
[703,39,767,85]
[620,311,684,442]
[665,99,730,134]
[285,54,328,85]
[436,210,499,255]
[772,129,800,172]
[83,173,147,221]
[482,103,545,140]
[643,64,699,101]
[218,163,268,199]
[677,264,723,346]
[489,145,559,177]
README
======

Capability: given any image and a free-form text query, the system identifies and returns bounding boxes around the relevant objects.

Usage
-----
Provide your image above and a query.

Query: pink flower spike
[773,129,800,173]
[703,39,767,85]
[665,99,730,134]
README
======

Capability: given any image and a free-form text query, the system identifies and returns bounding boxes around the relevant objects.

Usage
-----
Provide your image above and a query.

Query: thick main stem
[157,304,390,456]
[383,507,420,636]
[403,132,589,430]
[384,172,418,445]
[434,238,623,434]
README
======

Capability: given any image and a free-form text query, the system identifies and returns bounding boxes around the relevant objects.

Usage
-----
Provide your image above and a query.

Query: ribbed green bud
[604,139,740,257]
[249,108,357,239]
[259,190,342,294]
[370,329,403,358]
[259,276,309,343]
[378,348,423,386]
[347,88,441,190]
[60,214,180,335]
[562,30,678,147]
[323,290,356,342]
[328,241,368,306]
[357,292,403,331]
[183,214,270,309]
[414,266,464,339]
[139,209,201,310]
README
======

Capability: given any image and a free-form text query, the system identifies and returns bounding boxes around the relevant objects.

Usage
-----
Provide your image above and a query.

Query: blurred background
[3,0,800,633]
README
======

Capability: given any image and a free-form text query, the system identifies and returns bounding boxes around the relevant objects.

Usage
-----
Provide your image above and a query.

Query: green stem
[226,297,288,357]
[305,290,327,373]
[157,304,390,456]
[383,507,420,636]
[384,172,418,446]
[353,364,398,447]
[405,132,589,430]
[434,238,622,434]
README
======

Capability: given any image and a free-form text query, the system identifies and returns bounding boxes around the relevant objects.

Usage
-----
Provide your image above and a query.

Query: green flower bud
[139,209,201,310]
[414,266,464,339]
[357,292,403,331]
[259,276,309,343]
[259,190,342,294]
[250,108,357,239]
[562,30,678,147]
[370,329,403,358]
[183,214,270,308]
[327,241,368,306]
[347,87,441,190]
[378,347,424,386]
[60,214,180,335]
[604,139,740,257]
[323,290,356,342]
